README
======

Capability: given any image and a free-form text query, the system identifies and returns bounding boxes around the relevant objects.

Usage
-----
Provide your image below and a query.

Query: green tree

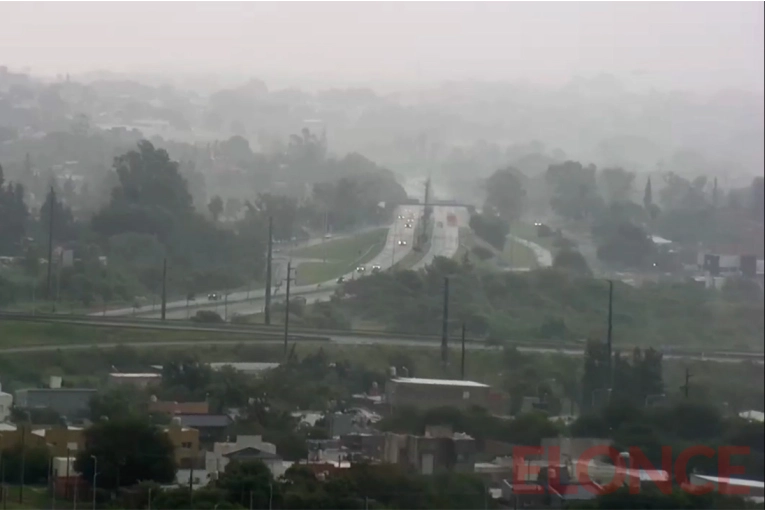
[483,167,526,223]
[89,385,149,422]
[75,417,176,490]
[552,249,592,276]
[599,167,635,204]
[207,195,223,222]
[546,161,604,220]
[215,460,278,509]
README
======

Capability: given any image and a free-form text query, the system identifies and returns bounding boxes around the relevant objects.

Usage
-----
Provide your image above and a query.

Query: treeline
[471,162,764,271]
[0,133,407,308]
[333,256,764,350]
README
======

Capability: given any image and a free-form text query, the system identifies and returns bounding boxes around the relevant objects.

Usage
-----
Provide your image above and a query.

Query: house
[14,387,96,420]
[165,419,201,468]
[177,414,231,444]
[687,474,765,503]
[32,426,85,456]
[0,383,12,422]
[205,435,281,478]
[382,426,478,475]
[149,400,209,415]
[207,362,280,376]
[108,373,161,388]
[385,377,507,414]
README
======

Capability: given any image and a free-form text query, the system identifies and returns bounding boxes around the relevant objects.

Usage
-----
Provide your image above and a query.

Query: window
[181,442,193,448]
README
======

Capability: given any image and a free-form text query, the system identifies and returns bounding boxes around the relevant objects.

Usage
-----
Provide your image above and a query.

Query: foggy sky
[1,2,763,93]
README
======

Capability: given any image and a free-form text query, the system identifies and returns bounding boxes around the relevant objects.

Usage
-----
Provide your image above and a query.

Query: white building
[0,383,13,422]
[205,435,284,479]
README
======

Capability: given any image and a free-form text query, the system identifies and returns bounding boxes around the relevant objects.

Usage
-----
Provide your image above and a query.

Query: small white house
[0,383,13,422]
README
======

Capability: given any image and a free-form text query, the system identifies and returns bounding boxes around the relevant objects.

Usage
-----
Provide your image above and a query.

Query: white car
[371,265,382,273]
[398,240,407,246]
[356,266,366,272]
[405,222,413,229]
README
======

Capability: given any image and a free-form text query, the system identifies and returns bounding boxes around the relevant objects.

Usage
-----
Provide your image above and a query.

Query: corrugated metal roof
[390,377,489,388]
[693,475,765,489]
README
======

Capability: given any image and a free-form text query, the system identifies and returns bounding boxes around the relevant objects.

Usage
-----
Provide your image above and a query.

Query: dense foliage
[334,256,764,350]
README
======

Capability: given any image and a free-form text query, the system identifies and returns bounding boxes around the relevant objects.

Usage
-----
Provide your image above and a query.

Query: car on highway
[405,222,413,228]
[398,215,405,219]
[337,276,345,283]
[207,293,220,301]
[356,265,366,272]
[371,264,382,273]
[324,233,333,239]
[398,240,407,246]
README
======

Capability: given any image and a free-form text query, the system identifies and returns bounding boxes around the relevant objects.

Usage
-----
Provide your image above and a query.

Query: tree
[469,213,509,251]
[110,140,193,214]
[552,249,592,276]
[75,417,176,490]
[0,164,30,254]
[161,355,213,395]
[216,460,278,508]
[208,195,223,222]
[546,161,604,220]
[89,385,149,422]
[483,167,526,223]
[643,176,653,209]
[595,221,656,269]
[599,167,635,204]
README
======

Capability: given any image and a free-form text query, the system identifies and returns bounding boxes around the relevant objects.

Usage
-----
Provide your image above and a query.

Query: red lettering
[512,446,544,494]
[576,445,624,495]
[675,445,715,493]
[717,446,750,496]
[626,447,673,495]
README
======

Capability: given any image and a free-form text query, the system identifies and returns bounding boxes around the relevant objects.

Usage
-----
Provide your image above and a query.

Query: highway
[130,205,424,319]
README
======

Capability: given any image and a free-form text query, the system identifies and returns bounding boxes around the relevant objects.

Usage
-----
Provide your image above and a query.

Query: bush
[471,245,493,261]
[191,310,224,323]
[469,213,509,251]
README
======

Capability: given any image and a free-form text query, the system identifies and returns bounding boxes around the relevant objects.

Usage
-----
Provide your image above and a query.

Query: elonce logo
[511,445,753,496]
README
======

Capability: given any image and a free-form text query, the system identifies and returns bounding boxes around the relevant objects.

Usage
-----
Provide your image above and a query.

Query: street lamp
[90,455,97,510]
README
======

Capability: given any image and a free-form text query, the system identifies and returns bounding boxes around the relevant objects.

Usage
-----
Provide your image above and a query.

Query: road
[131,206,424,319]
[411,206,463,270]
[507,234,553,268]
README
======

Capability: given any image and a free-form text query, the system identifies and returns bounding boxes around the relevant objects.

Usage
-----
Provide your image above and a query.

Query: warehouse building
[385,377,507,415]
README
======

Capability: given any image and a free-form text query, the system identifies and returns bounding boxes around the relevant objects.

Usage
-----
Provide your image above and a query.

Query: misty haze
[0,2,763,509]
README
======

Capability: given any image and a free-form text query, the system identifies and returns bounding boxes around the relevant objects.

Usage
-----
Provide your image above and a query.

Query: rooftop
[208,362,280,372]
[178,414,232,428]
[692,475,765,489]
[390,377,489,388]
[109,373,161,378]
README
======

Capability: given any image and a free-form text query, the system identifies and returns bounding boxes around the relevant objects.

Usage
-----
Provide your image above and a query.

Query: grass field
[457,227,539,270]
[0,320,258,348]
[509,221,557,252]
[290,229,387,260]
[292,229,387,284]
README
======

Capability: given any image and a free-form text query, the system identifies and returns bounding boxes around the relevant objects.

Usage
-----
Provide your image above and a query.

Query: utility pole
[441,277,449,365]
[606,279,613,390]
[265,216,273,325]
[460,322,466,379]
[45,186,55,303]
[161,258,167,320]
[681,368,693,399]
[283,261,295,358]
